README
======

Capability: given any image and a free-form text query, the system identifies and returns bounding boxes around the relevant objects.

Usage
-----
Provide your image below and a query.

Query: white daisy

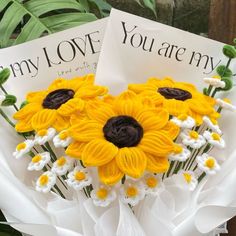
[216,98,236,111]
[13,140,34,159]
[180,130,206,149]
[203,76,225,88]
[66,166,92,190]
[53,130,72,148]
[91,185,116,207]
[51,156,73,176]
[142,173,163,195]
[27,152,51,171]
[119,179,145,206]
[171,114,195,129]
[36,171,56,193]
[203,116,222,134]
[203,131,225,149]
[168,144,191,162]
[34,128,56,145]
[197,153,220,175]
[179,170,198,191]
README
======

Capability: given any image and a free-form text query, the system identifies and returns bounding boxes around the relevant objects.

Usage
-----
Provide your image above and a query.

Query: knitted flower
[128,77,218,125]
[13,74,107,132]
[66,91,178,185]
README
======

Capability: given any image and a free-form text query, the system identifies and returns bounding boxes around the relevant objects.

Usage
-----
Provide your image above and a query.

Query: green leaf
[0,68,11,85]
[20,100,29,109]
[223,45,236,59]
[219,77,233,91]
[41,13,97,33]
[0,0,98,47]
[79,0,90,12]
[88,0,111,17]
[142,0,157,18]
[216,65,233,78]
[1,94,17,106]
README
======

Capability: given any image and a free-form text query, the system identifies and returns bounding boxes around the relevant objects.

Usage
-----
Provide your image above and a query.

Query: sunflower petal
[139,131,174,156]
[31,109,57,131]
[26,91,46,103]
[163,99,189,117]
[15,115,33,132]
[13,103,42,120]
[68,120,103,141]
[86,100,116,124]
[66,141,87,159]
[82,139,118,166]
[149,77,174,88]
[98,159,124,185]
[187,99,213,115]
[136,108,169,131]
[53,115,70,131]
[161,121,180,140]
[116,147,147,178]
[146,153,169,173]
[57,98,85,116]
[75,85,108,99]
[47,78,66,91]
[128,83,157,94]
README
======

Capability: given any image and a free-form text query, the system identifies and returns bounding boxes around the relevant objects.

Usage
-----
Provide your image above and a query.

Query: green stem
[166,161,175,177]
[54,185,66,199]
[207,85,213,95]
[217,106,222,113]
[211,88,218,98]
[198,172,206,182]
[173,162,182,174]
[0,108,15,127]
[45,142,57,161]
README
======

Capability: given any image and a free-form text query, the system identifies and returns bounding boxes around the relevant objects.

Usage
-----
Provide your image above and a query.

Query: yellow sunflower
[66,91,179,185]
[128,77,219,125]
[13,74,108,132]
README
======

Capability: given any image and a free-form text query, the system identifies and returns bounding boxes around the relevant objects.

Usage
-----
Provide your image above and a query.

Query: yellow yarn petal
[82,139,118,166]
[15,115,33,132]
[75,85,108,99]
[146,154,169,173]
[70,113,87,126]
[163,99,189,117]
[116,147,147,178]
[13,103,42,120]
[31,109,57,131]
[53,115,70,131]
[68,120,103,141]
[128,83,156,94]
[187,99,213,115]
[57,98,85,116]
[86,100,116,124]
[66,141,87,159]
[98,159,124,185]
[47,78,67,92]
[161,121,180,140]
[188,110,203,125]
[149,77,174,88]
[139,131,174,156]
[135,108,169,131]
[26,91,46,103]
[139,91,164,106]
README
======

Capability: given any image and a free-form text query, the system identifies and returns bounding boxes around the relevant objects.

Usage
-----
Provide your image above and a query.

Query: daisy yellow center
[59,131,69,140]
[103,115,143,148]
[57,157,66,166]
[189,131,199,139]
[158,87,192,101]
[42,89,75,109]
[211,133,221,141]
[146,177,158,188]
[212,75,221,80]
[32,155,42,163]
[39,175,49,186]
[183,173,192,183]
[210,118,218,125]
[174,145,183,154]
[96,188,108,200]
[126,186,138,197]
[223,98,231,104]
[178,114,188,121]
[16,143,26,151]
[205,158,215,169]
[75,171,86,181]
[37,129,48,137]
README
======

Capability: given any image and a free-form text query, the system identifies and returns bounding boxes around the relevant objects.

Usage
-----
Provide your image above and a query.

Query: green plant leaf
[0,0,97,47]
[134,0,157,18]
[216,65,233,78]
[0,68,11,85]
[41,13,97,33]
[87,0,111,17]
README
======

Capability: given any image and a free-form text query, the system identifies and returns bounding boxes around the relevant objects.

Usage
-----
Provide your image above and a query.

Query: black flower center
[158,87,192,101]
[42,89,75,109]
[103,115,143,148]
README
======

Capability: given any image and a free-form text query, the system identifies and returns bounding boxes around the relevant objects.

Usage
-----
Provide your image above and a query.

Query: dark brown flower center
[103,115,143,148]
[158,87,192,101]
[42,89,75,109]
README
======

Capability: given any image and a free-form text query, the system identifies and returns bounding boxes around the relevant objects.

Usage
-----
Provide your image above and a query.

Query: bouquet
[0,35,235,236]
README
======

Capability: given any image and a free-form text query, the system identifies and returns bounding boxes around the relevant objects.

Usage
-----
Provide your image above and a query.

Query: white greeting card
[0,18,107,103]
